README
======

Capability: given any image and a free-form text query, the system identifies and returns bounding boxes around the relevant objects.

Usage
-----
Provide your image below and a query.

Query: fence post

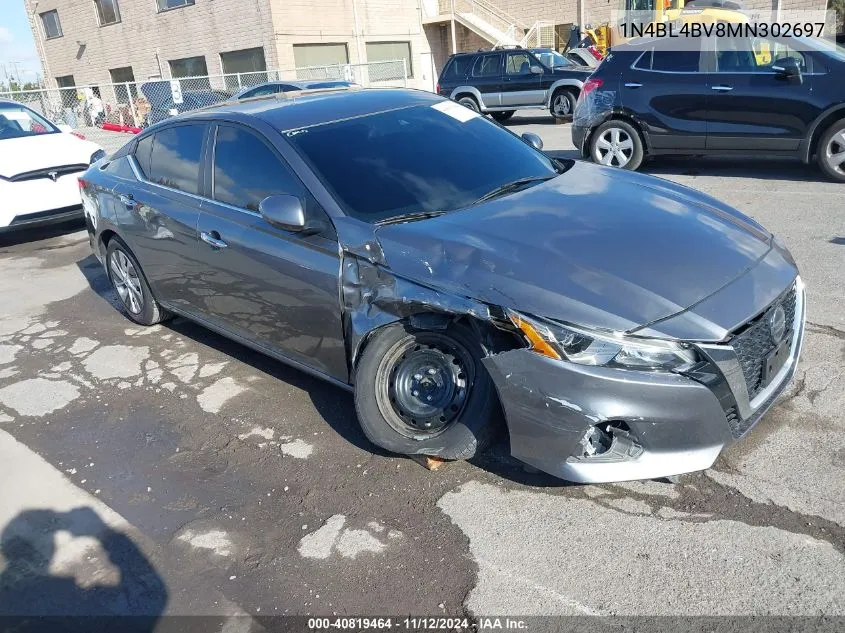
[126,82,138,128]
[237,73,242,88]
[403,59,408,88]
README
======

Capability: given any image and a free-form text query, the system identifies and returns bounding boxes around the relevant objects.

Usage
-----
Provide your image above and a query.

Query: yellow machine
[583,0,771,64]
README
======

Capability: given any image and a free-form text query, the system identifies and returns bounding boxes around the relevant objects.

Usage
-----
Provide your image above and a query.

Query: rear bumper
[482,279,806,483]
[571,123,588,157]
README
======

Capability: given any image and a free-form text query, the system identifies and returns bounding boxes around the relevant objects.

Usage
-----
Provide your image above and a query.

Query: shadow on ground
[0,507,167,627]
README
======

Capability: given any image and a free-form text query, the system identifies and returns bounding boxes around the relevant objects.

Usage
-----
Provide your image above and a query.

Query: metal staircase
[422,0,555,49]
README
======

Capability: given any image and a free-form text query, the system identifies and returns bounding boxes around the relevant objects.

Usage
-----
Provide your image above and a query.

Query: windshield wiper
[472,175,556,205]
[375,210,446,226]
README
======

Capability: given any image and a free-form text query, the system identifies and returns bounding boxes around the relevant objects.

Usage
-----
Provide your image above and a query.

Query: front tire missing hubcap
[379,334,474,439]
[353,322,498,460]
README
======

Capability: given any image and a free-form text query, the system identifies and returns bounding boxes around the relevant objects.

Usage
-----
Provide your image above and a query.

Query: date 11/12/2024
[306,617,529,629]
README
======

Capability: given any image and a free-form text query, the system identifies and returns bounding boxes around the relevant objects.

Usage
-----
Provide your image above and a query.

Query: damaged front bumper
[482,280,806,483]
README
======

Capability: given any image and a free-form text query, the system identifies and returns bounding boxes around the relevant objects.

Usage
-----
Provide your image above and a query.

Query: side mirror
[772,57,802,85]
[521,132,543,150]
[259,194,312,232]
[530,65,544,74]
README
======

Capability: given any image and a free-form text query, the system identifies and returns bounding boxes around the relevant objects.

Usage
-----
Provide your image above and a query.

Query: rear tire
[816,119,845,182]
[491,110,515,122]
[588,119,644,170]
[550,89,577,119]
[457,96,480,113]
[354,322,498,460]
[105,237,168,326]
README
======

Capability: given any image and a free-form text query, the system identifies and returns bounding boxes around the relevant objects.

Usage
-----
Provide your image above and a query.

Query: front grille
[731,285,797,400]
[8,164,88,182]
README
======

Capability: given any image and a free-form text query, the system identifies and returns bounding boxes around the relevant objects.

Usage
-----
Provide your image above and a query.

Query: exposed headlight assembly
[507,309,697,371]
[89,149,106,164]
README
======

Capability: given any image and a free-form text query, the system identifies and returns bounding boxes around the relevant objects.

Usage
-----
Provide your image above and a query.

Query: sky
[0,0,42,84]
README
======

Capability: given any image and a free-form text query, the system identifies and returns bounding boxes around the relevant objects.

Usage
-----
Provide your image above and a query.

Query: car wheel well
[99,229,118,250]
[809,113,845,160]
[351,312,519,376]
[454,93,479,107]
[588,114,648,156]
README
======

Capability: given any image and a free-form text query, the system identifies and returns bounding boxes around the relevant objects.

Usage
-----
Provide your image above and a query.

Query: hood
[374,161,776,336]
[0,133,101,179]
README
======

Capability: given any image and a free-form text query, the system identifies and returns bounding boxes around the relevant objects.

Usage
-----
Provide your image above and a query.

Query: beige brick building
[26,0,831,97]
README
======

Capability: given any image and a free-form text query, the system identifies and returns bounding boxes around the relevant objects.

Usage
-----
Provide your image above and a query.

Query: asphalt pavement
[0,115,843,627]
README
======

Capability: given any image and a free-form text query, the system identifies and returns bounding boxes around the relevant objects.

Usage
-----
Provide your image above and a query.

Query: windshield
[285,102,558,223]
[0,104,59,140]
[533,50,573,67]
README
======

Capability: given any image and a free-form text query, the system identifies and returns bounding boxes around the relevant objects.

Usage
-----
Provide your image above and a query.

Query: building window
[169,56,210,90]
[94,0,121,25]
[40,10,63,39]
[220,48,268,92]
[110,67,137,102]
[293,43,349,69]
[55,75,76,109]
[157,0,194,12]
[365,41,413,78]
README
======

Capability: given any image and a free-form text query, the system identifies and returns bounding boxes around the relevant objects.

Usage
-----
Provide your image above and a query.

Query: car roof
[177,87,443,132]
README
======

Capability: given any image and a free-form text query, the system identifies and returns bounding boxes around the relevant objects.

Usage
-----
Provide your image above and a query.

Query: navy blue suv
[437,47,593,121]
[572,36,845,182]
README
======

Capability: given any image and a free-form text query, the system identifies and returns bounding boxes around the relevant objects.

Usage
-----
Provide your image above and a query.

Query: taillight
[588,45,603,61]
[71,131,87,140]
[578,78,604,102]
[436,82,441,95]
[78,178,87,191]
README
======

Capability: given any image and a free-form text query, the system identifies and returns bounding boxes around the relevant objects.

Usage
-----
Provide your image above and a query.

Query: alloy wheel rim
[553,94,571,115]
[376,334,474,439]
[594,128,634,167]
[109,250,144,314]
[824,129,845,176]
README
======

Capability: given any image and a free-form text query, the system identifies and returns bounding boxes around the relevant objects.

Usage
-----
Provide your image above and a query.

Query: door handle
[624,82,643,88]
[711,85,734,91]
[200,231,228,249]
[118,194,135,208]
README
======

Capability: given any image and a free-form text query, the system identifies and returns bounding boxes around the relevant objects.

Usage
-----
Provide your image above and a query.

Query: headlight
[507,310,697,371]
[89,149,106,164]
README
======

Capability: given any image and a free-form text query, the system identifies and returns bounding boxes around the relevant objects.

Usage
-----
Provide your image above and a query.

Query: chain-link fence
[0,59,408,133]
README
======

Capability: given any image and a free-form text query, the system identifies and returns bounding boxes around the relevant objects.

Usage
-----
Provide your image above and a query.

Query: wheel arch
[545,79,584,107]
[341,257,520,384]
[449,86,485,110]
[801,104,845,163]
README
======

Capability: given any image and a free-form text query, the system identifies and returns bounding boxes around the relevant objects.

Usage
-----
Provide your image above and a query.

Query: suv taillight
[578,78,604,102]
[436,82,441,95]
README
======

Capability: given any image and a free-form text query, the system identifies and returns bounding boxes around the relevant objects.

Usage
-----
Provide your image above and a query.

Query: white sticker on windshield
[431,100,480,123]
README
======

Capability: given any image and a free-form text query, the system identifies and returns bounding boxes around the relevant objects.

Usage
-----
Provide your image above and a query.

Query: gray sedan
[233,80,355,100]
[79,88,804,483]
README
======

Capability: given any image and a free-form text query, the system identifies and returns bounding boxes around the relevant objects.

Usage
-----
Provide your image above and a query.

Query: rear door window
[147,123,206,195]
[472,54,502,77]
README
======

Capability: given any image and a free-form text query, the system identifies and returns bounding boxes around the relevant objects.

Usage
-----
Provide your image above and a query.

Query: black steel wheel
[354,322,499,459]
[377,332,474,439]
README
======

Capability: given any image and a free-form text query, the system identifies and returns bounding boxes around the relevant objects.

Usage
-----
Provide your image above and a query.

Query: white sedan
[0,100,105,233]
